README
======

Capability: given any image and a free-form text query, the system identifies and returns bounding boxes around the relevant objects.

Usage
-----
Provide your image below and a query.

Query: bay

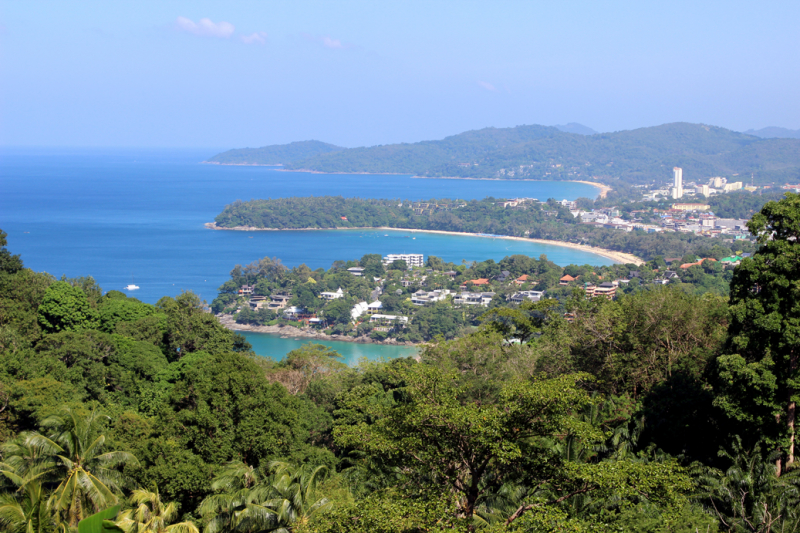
[1,147,611,362]
[240,332,419,366]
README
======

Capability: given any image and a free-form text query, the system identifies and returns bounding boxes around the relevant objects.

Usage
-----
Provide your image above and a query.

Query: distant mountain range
[743,126,800,139]
[553,123,597,135]
[206,122,800,185]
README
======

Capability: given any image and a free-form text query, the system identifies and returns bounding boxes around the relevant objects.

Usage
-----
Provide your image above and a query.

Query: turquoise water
[240,331,418,366]
[0,147,611,361]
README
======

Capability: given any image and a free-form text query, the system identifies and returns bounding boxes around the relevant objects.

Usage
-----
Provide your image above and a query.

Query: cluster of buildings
[576,206,752,240]
[647,167,751,202]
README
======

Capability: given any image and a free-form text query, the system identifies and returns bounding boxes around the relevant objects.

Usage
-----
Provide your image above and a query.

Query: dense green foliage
[4,193,800,532]
[209,123,800,185]
[206,140,344,165]
[215,196,756,261]
[707,189,791,219]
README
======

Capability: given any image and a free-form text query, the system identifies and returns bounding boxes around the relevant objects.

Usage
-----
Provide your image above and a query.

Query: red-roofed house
[514,274,530,285]
[469,278,490,285]
[559,274,577,286]
[680,258,717,269]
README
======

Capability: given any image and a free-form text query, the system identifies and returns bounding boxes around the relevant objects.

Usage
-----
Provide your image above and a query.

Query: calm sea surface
[1,147,609,362]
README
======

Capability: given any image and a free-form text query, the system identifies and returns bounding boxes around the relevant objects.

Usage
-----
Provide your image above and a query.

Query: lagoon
[240,331,419,366]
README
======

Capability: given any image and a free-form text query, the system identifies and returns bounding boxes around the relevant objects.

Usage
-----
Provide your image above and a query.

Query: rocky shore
[217,314,420,347]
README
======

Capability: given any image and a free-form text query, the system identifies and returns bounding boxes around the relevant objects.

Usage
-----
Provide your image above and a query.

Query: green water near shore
[241,331,419,366]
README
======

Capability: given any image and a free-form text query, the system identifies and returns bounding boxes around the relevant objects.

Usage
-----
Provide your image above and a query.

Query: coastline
[204,222,643,265]
[217,314,421,347]
[199,162,611,198]
[410,176,612,199]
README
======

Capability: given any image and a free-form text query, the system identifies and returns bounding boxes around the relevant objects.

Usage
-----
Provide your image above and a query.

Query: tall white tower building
[671,167,684,199]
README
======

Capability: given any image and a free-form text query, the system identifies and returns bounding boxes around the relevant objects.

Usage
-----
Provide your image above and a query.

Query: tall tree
[716,192,800,473]
[21,409,138,527]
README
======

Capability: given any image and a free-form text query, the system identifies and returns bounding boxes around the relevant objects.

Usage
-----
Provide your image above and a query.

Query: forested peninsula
[3,192,800,532]
[206,122,800,185]
[213,196,755,261]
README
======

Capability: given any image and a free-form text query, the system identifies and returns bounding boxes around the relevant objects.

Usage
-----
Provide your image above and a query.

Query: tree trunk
[788,400,796,467]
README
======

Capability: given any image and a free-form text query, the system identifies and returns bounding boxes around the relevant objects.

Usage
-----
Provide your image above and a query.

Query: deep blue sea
[1,147,609,361]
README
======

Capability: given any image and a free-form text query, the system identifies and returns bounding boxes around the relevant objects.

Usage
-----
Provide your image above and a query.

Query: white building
[453,292,495,307]
[383,253,424,268]
[698,184,710,197]
[350,301,369,321]
[320,287,344,300]
[671,167,684,199]
[369,314,409,326]
[410,289,450,306]
[724,181,743,192]
[508,291,545,304]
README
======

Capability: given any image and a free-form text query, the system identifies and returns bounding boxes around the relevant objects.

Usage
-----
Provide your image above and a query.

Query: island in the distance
[210,196,755,263]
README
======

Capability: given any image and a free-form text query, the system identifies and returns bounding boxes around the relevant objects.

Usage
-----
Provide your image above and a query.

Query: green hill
[208,123,800,185]
[205,140,345,165]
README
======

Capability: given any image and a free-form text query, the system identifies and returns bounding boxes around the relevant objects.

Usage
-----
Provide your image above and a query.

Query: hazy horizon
[2,1,799,148]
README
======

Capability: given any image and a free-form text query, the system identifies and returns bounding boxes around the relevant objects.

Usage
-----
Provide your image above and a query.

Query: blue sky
[1,1,798,148]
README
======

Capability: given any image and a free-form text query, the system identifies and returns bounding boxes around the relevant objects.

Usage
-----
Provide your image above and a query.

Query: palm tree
[115,488,198,533]
[199,461,331,533]
[0,479,54,533]
[0,448,56,533]
[199,461,275,533]
[264,462,331,529]
[697,436,800,532]
[16,408,138,528]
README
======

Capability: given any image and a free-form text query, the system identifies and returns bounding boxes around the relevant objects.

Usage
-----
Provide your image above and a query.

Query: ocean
[1,147,610,362]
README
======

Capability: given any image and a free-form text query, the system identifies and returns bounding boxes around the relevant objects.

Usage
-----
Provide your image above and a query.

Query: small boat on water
[125,274,139,290]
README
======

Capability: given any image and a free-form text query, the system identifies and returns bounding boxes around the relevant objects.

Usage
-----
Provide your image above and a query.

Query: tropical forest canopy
[206,122,800,185]
[1,192,800,533]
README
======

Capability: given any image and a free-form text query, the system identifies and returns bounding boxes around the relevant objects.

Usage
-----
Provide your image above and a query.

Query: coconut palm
[264,462,331,529]
[199,461,331,533]
[115,488,198,533]
[199,461,275,533]
[0,451,56,533]
[0,479,54,533]
[16,408,139,528]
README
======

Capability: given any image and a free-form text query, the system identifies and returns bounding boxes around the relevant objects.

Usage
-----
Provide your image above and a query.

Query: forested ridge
[206,140,345,165]
[206,123,800,185]
[214,196,756,261]
[2,192,800,533]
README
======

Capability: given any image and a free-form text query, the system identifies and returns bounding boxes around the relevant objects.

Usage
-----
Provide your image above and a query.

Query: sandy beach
[572,180,612,199]
[204,223,643,265]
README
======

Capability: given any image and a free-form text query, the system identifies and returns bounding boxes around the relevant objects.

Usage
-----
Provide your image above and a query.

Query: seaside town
[491,167,800,243]
[218,244,747,344]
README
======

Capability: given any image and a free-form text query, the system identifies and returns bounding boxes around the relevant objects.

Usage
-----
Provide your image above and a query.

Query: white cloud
[241,31,267,45]
[175,16,235,38]
[478,81,497,91]
[321,36,344,49]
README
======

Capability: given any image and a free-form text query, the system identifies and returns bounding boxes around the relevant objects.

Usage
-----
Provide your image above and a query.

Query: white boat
[125,274,139,290]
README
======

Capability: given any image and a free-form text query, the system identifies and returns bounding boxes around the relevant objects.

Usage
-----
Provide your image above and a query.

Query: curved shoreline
[204,222,643,265]
[200,162,610,198]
